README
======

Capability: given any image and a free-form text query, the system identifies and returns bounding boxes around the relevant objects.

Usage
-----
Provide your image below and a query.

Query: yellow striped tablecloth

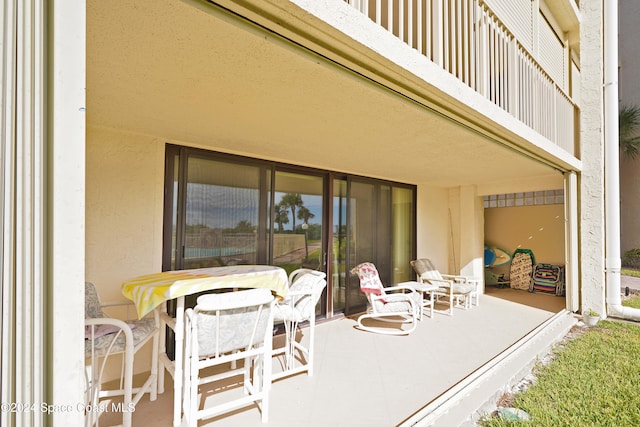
[121,265,289,319]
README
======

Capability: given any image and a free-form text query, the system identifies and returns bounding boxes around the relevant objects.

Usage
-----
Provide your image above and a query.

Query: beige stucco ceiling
[87,0,565,190]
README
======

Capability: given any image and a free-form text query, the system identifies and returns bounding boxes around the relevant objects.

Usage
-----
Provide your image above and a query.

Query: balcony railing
[345,0,578,156]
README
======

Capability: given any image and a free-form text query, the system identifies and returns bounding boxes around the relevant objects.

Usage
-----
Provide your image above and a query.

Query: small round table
[400,281,441,318]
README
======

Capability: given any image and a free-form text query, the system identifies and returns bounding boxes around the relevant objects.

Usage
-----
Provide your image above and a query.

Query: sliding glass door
[164,150,269,270]
[163,145,415,321]
[341,179,415,317]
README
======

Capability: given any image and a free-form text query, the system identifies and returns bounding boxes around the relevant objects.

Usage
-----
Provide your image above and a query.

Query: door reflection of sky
[184,184,325,230]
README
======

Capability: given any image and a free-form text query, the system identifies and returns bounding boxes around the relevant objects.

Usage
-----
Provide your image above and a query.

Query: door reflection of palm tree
[280,193,303,231]
[297,206,315,260]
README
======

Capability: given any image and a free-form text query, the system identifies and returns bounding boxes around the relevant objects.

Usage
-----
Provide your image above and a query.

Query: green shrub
[622,248,640,269]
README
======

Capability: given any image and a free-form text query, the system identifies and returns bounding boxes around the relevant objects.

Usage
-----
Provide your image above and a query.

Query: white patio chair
[350,262,421,335]
[410,259,475,316]
[84,282,159,427]
[272,269,327,380]
[183,288,275,425]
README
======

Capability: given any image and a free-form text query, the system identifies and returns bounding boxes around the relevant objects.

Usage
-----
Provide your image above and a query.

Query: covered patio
[101,288,573,426]
[84,1,577,425]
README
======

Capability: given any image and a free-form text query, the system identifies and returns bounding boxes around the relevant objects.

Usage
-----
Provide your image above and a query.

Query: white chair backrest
[288,270,327,317]
[85,282,105,319]
[193,288,274,357]
[410,259,444,282]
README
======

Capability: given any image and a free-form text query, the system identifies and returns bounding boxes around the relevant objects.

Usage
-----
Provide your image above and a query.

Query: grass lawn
[479,294,640,426]
[621,268,640,278]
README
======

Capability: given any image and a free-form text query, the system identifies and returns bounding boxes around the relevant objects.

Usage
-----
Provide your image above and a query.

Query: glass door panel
[272,170,326,316]
[331,179,347,313]
[345,180,375,316]
[392,187,415,283]
[272,171,324,273]
[182,156,263,269]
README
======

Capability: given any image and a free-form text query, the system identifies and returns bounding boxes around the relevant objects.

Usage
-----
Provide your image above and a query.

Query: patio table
[121,265,289,427]
[400,280,441,318]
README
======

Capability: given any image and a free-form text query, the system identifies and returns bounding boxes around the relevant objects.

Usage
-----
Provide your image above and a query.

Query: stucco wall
[86,126,165,379]
[415,185,453,274]
[484,204,566,277]
[579,1,606,315]
[86,126,165,302]
[415,185,485,280]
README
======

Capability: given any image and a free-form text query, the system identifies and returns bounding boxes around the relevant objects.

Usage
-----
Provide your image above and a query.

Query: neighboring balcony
[343,0,580,158]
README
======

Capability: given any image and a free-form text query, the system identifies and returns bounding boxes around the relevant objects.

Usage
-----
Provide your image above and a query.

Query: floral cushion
[85,318,156,357]
[85,282,105,319]
[193,289,274,357]
[372,295,416,314]
[373,299,412,314]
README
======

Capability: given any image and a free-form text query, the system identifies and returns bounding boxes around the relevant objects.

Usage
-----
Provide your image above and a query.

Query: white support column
[564,172,579,312]
[458,186,484,282]
[2,1,49,426]
[49,0,87,424]
[579,0,606,317]
[1,2,19,425]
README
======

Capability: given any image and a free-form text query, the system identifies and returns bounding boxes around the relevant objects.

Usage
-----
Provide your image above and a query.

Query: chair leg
[279,318,297,372]
[188,354,198,427]
[261,356,270,423]
[421,292,434,319]
[262,327,273,423]
[150,331,159,401]
[158,306,166,395]
[307,314,315,376]
[425,298,434,318]
[123,344,134,427]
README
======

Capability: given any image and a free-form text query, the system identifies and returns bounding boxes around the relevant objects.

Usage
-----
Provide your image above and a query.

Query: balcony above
[88,0,581,191]
[339,0,581,158]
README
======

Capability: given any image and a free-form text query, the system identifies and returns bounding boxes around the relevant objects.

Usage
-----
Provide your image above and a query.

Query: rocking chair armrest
[382,285,417,294]
[369,292,411,303]
[440,274,467,283]
[420,277,453,287]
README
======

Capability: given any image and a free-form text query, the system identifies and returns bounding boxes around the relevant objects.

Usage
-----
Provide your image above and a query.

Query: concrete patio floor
[101,287,573,427]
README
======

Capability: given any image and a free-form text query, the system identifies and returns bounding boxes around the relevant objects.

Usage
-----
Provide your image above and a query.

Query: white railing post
[432,0,444,66]
[476,11,488,97]
[346,0,577,153]
[508,39,518,117]
[407,0,413,48]
[388,0,394,36]
[416,0,420,55]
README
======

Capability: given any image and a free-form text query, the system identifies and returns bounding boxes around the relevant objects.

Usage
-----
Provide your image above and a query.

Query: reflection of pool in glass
[184,248,254,258]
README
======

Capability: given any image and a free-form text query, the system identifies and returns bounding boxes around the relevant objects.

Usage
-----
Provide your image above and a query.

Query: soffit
[87,0,563,189]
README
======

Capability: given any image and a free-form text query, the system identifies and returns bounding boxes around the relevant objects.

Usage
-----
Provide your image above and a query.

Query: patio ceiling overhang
[87,0,574,189]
